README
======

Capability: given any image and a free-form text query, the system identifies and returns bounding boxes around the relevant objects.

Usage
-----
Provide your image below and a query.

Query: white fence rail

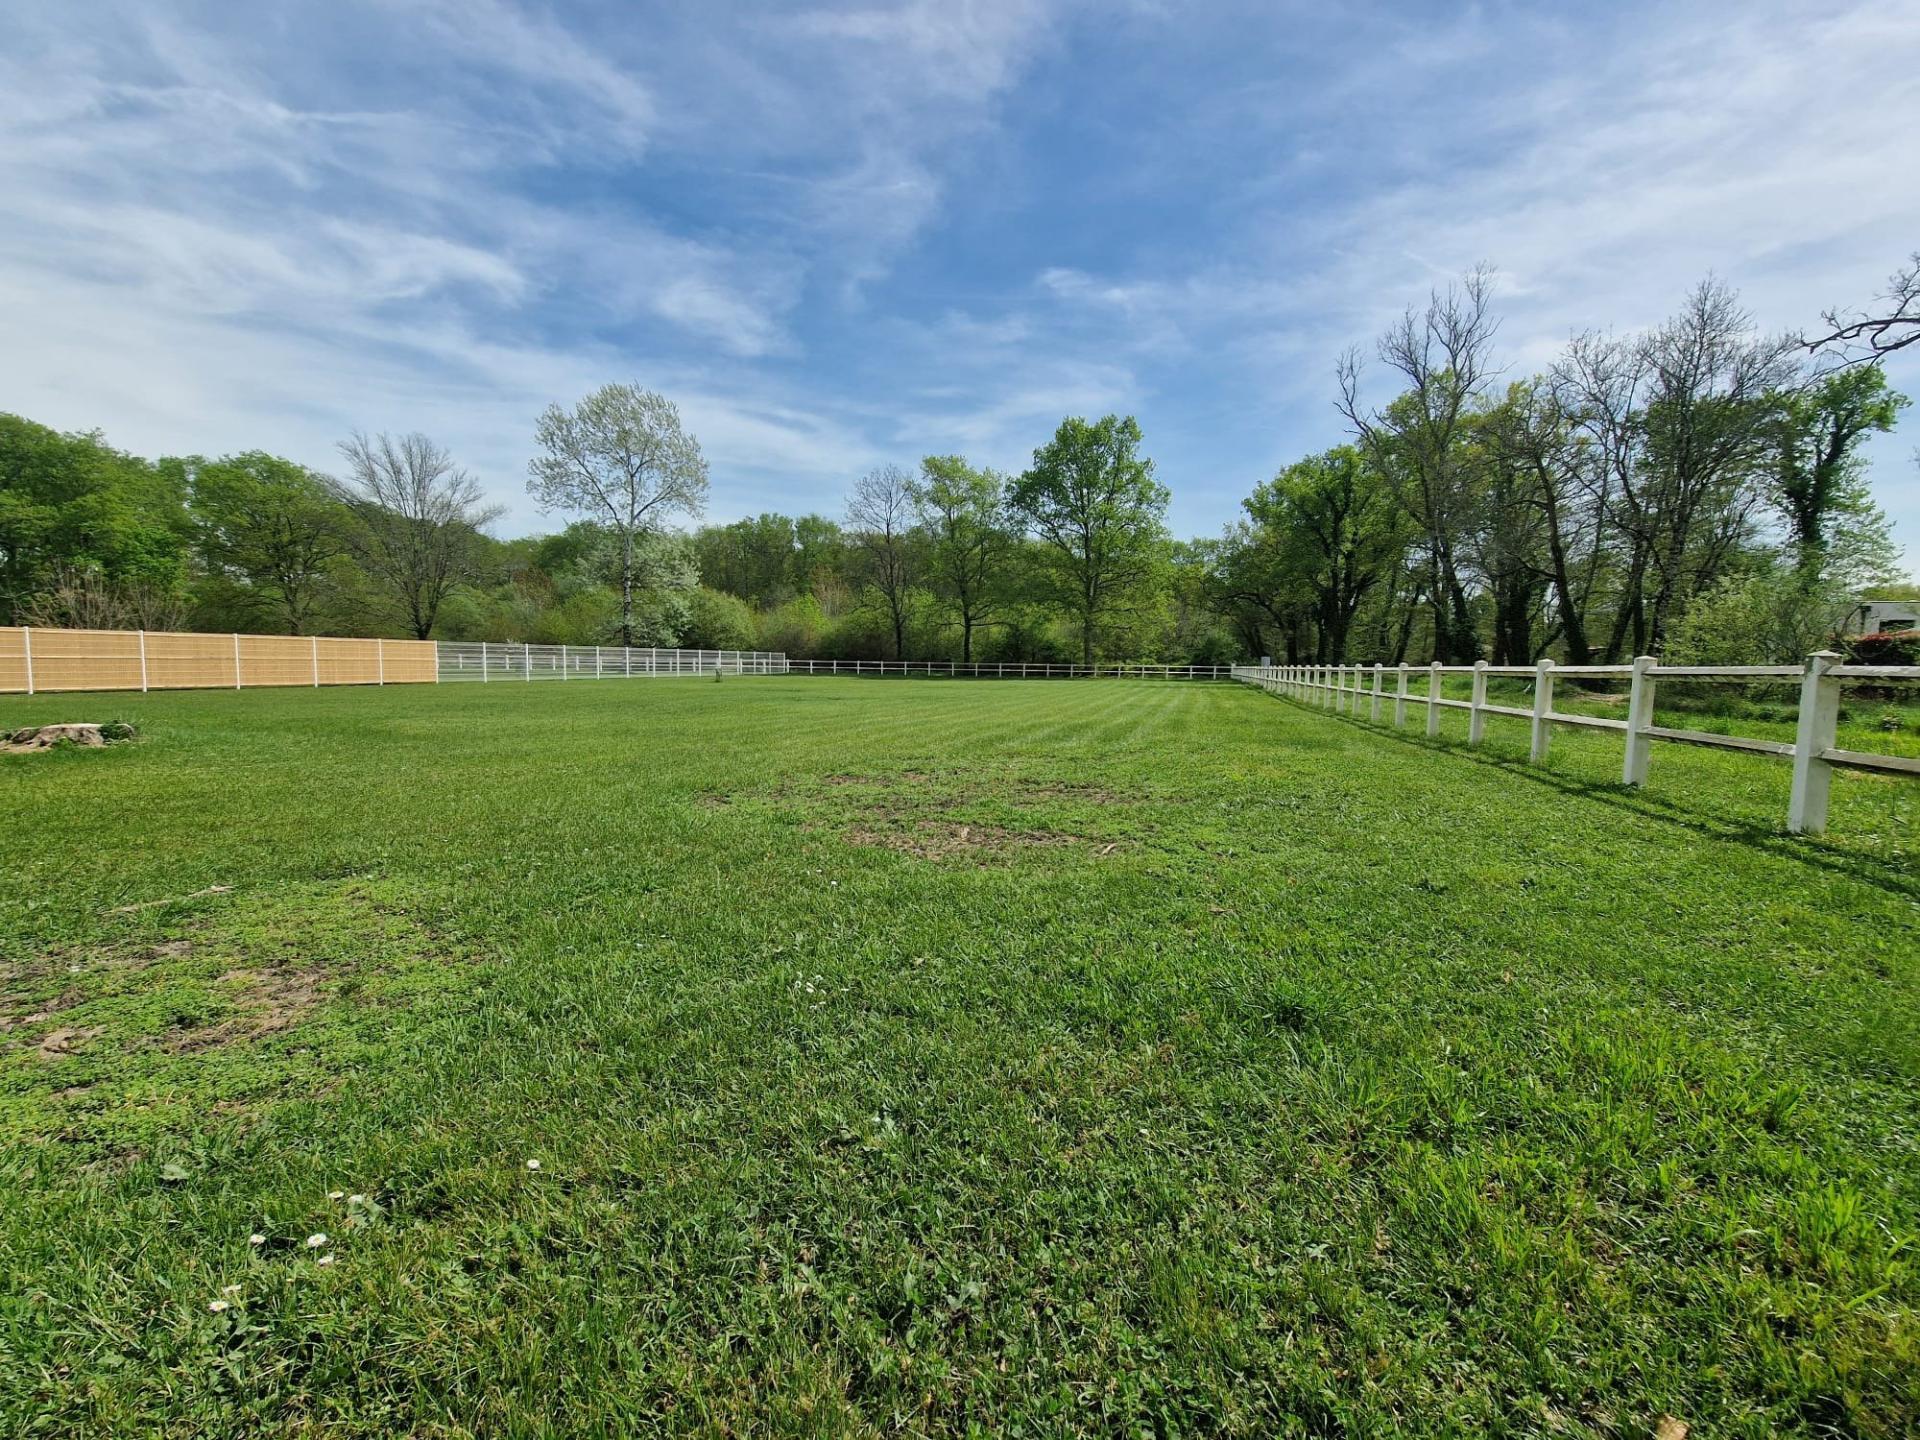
[783,661,1234,680]
[437,643,787,681]
[1232,653,1920,835]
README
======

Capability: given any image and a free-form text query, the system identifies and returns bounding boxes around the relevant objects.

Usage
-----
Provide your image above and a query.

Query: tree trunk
[620,529,636,648]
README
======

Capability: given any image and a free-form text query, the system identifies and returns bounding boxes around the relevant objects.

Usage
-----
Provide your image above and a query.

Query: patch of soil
[164,966,324,1050]
[0,986,86,1032]
[1016,782,1127,805]
[4,937,193,988]
[37,1026,104,1059]
[846,819,1083,860]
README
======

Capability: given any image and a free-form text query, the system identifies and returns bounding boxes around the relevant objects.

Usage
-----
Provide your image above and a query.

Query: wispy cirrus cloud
[0,0,1913,555]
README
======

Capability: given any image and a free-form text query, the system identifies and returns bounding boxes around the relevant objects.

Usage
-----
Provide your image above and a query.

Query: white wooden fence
[1232,654,1920,835]
[436,643,786,681]
[782,661,1234,680]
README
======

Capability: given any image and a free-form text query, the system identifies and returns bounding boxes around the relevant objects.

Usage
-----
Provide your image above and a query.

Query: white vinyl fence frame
[781,661,1234,680]
[437,643,787,681]
[1232,653,1920,836]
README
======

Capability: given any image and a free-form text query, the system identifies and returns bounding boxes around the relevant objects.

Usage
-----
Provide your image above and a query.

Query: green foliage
[0,412,191,621]
[913,456,1013,662]
[1008,415,1172,665]
[1771,364,1908,552]
[1243,446,1407,663]
[1664,562,1858,665]
[529,384,709,646]
[681,586,756,650]
[184,451,351,635]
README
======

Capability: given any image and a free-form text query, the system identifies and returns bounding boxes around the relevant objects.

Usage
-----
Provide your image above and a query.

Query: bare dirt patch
[846,819,1083,860]
[37,1026,104,1060]
[1015,781,1127,805]
[165,966,325,1051]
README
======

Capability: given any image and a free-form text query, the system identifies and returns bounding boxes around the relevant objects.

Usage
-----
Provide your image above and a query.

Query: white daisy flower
[221,1284,241,1296]
[208,1300,230,1313]
[316,1254,336,1267]
[248,1233,266,1246]
[306,1233,328,1248]
[525,1159,541,1171]
[328,1190,344,1201]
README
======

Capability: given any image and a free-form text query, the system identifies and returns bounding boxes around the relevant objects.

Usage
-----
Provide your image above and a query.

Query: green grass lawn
[2,676,1915,1437]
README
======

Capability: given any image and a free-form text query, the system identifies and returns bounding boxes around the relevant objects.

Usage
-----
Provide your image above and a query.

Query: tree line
[1208,266,1917,667]
[0,392,1199,664]
[3,259,1915,665]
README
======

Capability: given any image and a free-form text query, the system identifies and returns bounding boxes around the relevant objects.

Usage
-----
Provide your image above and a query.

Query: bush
[680,587,755,650]
[1665,568,1854,666]
[1846,629,1920,666]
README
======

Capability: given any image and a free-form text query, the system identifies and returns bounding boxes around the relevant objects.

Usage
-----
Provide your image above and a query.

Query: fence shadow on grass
[1278,698,1920,903]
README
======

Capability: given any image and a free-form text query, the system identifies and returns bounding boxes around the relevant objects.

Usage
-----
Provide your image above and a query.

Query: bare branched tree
[846,465,919,659]
[1811,252,1920,360]
[333,431,502,639]
[1338,265,1500,662]
[528,385,709,647]
[20,565,187,632]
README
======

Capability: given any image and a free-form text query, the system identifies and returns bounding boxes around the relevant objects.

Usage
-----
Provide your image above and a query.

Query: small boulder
[3,722,137,753]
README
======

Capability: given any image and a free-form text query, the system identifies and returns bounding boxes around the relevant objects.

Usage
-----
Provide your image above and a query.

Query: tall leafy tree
[1007,415,1170,666]
[913,455,1010,662]
[1628,280,1800,649]
[1770,364,1907,558]
[1244,446,1406,663]
[529,384,710,647]
[1338,269,1498,662]
[0,413,189,623]
[186,452,350,634]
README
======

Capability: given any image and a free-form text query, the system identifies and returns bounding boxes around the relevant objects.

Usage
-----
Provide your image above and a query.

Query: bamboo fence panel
[0,626,436,693]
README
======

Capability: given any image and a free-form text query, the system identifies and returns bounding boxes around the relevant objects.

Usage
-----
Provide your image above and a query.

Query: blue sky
[4,1,1917,561]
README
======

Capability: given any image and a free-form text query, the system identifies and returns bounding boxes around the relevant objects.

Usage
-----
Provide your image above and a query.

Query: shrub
[680,587,755,650]
[1845,629,1920,667]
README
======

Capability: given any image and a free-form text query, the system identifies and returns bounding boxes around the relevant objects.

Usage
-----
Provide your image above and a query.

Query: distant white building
[1845,598,1920,635]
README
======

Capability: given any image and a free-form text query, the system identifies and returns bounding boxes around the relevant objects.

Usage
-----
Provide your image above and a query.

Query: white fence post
[561,643,568,679]
[1426,662,1442,737]
[524,644,532,681]
[481,640,489,682]
[377,638,386,686]
[138,630,149,692]
[1788,651,1843,834]
[1622,655,1657,786]
[1468,660,1488,746]
[1530,658,1554,764]
[233,633,243,689]
[1394,664,1408,728]
[21,626,32,695]
[1371,664,1383,723]
[311,635,320,687]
